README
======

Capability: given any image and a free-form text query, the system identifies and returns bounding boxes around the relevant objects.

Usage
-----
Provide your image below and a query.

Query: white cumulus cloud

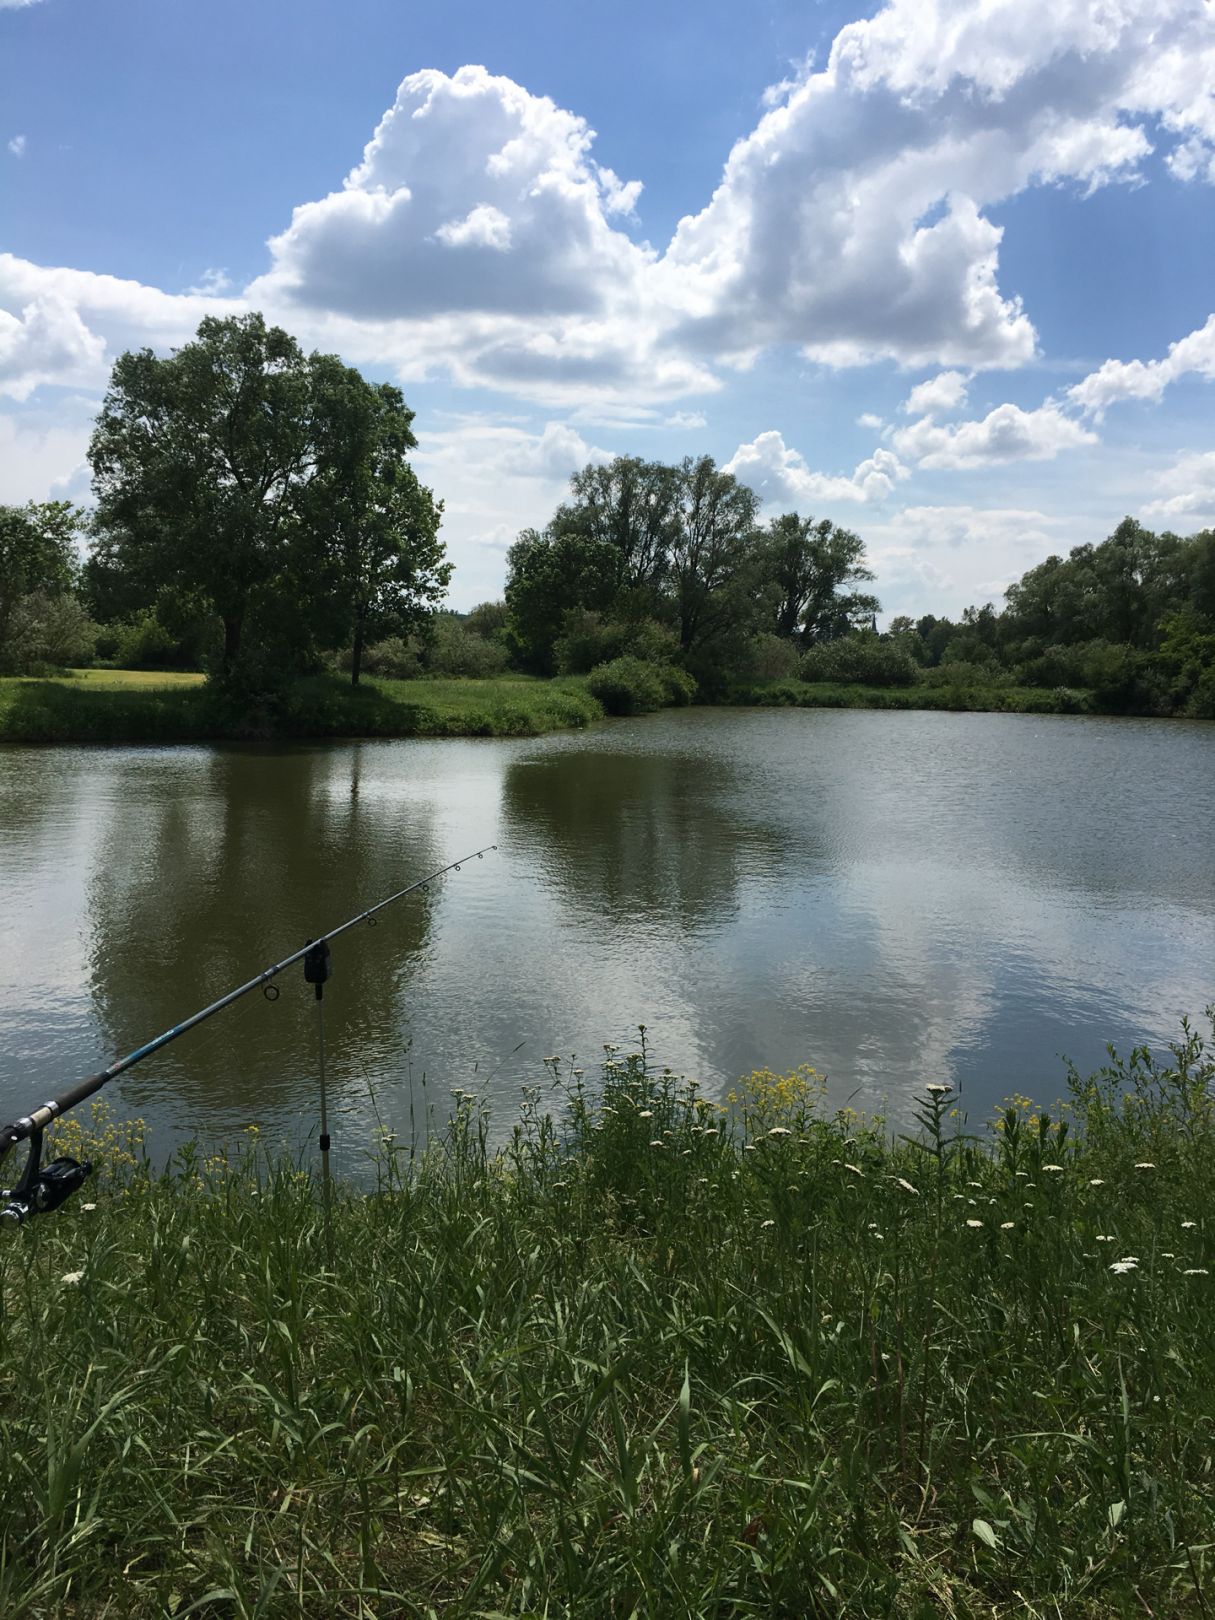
[0,294,107,399]
[7,135,26,157]
[892,401,1097,469]
[1141,450,1215,528]
[724,429,909,507]
[901,370,970,417]
[1069,313,1215,416]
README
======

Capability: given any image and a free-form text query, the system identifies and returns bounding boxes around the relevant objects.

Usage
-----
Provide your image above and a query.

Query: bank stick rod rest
[0,843,496,1226]
[303,937,335,1270]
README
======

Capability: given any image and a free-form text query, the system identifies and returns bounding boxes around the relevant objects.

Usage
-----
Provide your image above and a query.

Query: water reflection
[502,742,795,934]
[84,746,441,1134]
[2,711,1213,1163]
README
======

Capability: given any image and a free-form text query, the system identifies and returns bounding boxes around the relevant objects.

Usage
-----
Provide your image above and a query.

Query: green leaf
[972,1517,999,1549]
[1109,1500,1126,1529]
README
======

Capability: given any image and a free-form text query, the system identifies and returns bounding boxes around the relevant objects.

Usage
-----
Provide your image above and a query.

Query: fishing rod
[0,844,497,1225]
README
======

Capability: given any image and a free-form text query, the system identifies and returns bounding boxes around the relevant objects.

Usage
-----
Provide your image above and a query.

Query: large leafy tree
[759,512,878,644]
[0,501,81,651]
[88,313,444,683]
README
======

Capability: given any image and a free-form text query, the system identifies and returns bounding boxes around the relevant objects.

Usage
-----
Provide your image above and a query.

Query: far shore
[0,667,1177,748]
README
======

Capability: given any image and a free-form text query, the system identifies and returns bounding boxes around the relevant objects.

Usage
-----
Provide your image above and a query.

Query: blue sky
[2,0,1214,615]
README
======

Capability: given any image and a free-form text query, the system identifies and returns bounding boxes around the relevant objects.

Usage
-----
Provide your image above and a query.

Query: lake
[2,708,1213,1174]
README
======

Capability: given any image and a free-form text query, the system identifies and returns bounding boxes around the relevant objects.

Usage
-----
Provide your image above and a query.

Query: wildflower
[744,1143,757,1153]
[871,1231,884,1240]
[1023,1202,1034,1209]
[895,1177,919,1195]
[761,1219,775,1229]
[80,1202,97,1212]
[1015,1170,1029,1178]
[1184,1268,1209,1276]
[1089,1178,1105,1187]
[968,1181,983,1189]
[844,1163,863,1176]
[1000,1221,1015,1230]
[1134,1162,1156,1170]
[768,1126,792,1138]
[1162,1251,1175,1259]
[1096,1234,1115,1242]
[966,1219,983,1229]
[649,1140,664,1149]
[604,1044,619,1053]
[573,1068,584,1077]
[1042,1164,1064,1174]
[696,1177,710,1185]
[1109,1259,1138,1275]
[61,1270,85,1285]
[1182,1220,1197,1229]
[926,1083,951,1096]
[868,1221,879,1229]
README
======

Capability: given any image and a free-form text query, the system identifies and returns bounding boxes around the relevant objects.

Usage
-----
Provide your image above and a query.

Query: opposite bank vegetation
[3,1022,1215,1617]
[0,667,1115,747]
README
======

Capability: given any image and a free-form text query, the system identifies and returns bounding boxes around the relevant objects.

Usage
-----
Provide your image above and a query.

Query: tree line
[1,310,1212,719]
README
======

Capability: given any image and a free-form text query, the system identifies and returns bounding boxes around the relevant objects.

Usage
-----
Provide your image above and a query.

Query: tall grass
[2,1021,1214,1616]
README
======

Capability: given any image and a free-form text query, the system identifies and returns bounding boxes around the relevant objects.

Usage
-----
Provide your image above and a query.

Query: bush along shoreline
[4,1018,1214,1617]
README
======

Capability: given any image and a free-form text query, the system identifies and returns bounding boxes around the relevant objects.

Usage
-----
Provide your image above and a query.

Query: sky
[2,0,1214,619]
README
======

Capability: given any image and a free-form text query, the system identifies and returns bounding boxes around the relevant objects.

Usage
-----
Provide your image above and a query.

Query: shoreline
[5,670,1211,747]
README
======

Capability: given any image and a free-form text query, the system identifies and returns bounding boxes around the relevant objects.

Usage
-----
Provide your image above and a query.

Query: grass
[0,672,603,745]
[3,1019,1214,1616]
[730,679,1094,715]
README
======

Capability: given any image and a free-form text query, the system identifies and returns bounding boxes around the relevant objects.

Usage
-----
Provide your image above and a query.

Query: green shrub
[746,633,801,682]
[799,635,918,687]
[2,591,98,672]
[586,655,668,715]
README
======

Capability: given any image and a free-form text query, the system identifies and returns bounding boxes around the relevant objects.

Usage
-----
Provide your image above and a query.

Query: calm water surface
[2,709,1213,1172]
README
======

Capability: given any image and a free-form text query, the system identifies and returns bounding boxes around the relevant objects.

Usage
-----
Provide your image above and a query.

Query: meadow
[2,1022,1213,1617]
[0,672,603,744]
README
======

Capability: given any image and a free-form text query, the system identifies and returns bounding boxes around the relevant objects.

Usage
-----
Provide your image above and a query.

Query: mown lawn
[3,1024,1214,1617]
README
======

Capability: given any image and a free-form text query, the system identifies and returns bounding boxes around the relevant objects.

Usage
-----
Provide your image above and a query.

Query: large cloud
[660,0,1214,373]
[3,1,1215,409]
[724,429,909,507]
[892,401,1097,469]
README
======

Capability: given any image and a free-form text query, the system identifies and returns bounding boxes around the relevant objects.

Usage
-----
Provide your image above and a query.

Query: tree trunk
[350,611,365,688]
[222,613,242,676]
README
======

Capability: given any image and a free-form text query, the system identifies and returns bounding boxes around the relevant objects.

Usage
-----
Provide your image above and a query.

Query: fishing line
[0,844,497,1225]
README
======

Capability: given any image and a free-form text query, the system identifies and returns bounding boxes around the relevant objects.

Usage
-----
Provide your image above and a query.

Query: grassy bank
[0,672,603,745]
[730,678,1094,715]
[4,1024,1214,1616]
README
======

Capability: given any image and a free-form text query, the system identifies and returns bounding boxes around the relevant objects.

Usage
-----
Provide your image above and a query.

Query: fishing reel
[0,1128,92,1226]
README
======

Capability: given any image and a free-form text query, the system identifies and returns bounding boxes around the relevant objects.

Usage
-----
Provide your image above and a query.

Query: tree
[758,512,878,644]
[88,313,445,686]
[668,456,762,654]
[504,526,619,673]
[0,501,81,656]
[549,457,680,598]
[306,360,448,687]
